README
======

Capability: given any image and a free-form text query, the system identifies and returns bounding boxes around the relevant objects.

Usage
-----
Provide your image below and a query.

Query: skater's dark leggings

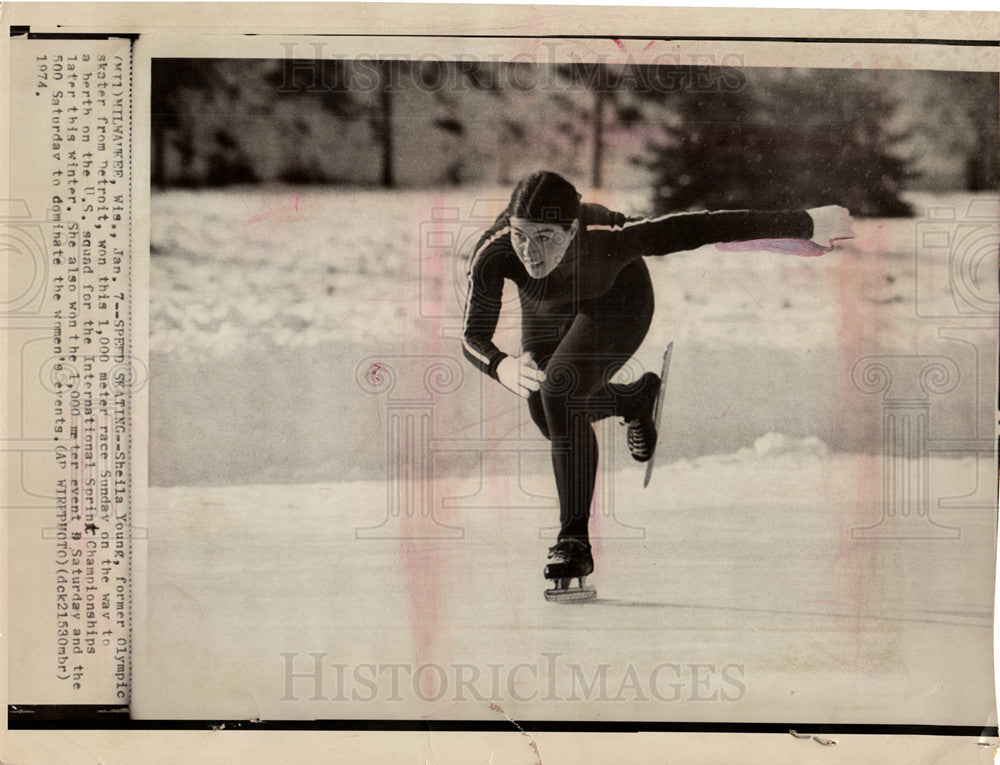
[524,261,655,545]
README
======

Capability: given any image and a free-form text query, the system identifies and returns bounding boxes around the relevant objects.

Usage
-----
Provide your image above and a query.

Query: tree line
[152,59,998,217]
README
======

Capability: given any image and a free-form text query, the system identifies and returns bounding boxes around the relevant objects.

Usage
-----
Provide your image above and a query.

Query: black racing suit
[462,202,813,545]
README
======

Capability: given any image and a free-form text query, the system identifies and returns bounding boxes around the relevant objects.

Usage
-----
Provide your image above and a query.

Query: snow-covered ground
[138,186,997,723]
[149,187,986,358]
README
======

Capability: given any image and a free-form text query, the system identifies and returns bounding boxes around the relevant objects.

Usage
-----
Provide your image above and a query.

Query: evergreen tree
[151,59,225,186]
[902,70,1000,191]
[648,67,914,217]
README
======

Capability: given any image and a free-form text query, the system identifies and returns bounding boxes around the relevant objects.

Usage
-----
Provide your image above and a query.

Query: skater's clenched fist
[497,352,546,399]
[806,205,855,249]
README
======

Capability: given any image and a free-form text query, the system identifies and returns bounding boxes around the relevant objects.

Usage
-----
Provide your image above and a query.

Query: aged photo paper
[2,3,998,763]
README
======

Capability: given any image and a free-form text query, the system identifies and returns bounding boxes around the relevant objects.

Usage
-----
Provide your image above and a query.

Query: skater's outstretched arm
[592,205,853,261]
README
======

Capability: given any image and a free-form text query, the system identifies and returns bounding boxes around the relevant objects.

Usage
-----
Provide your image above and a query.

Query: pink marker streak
[715,238,831,257]
[246,192,306,226]
[400,189,448,701]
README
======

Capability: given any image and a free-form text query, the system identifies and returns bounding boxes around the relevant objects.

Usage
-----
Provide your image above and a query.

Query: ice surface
[134,453,996,724]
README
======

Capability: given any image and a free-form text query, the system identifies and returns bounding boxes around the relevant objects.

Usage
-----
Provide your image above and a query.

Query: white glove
[497,352,546,399]
[807,205,855,248]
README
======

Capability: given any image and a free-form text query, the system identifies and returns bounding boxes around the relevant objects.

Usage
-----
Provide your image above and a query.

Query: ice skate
[625,371,662,463]
[543,540,596,603]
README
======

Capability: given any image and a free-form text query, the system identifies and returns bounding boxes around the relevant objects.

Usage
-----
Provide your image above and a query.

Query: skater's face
[509,218,579,279]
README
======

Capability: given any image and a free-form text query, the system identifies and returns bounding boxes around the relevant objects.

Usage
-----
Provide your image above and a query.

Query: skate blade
[643,341,673,489]
[544,585,597,603]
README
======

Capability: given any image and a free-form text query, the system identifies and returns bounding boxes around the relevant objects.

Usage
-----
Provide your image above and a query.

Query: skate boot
[625,372,661,463]
[544,539,596,603]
